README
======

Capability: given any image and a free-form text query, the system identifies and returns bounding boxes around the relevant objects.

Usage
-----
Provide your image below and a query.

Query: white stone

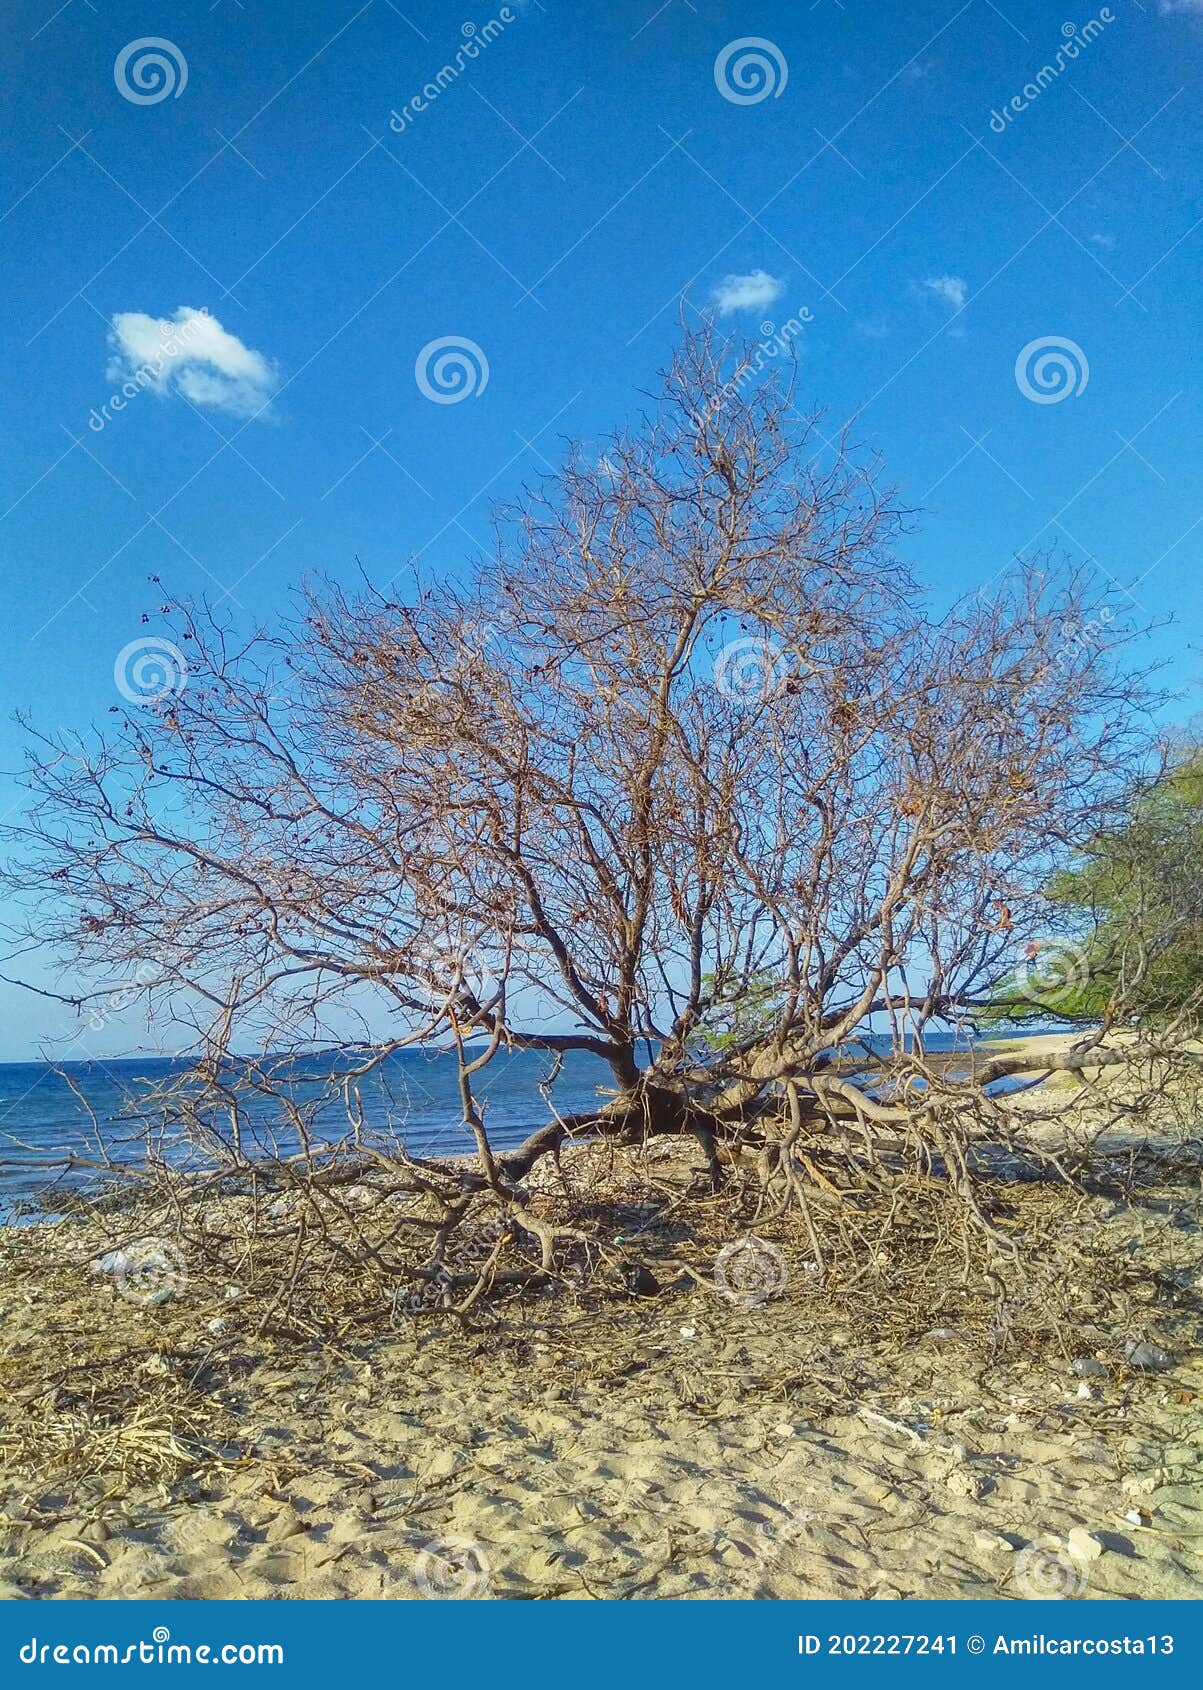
[1066,1526,1105,1562]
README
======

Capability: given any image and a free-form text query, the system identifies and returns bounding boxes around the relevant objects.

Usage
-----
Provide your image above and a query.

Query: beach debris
[207,1317,229,1337]
[1124,1339,1173,1372]
[623,1264,661,1297]
[1121,1473,1160,1498]
[1066,1525,1105,1562]
[1072,1357,1109,1378]
[90,1239,185,1305]
[945,1466,985,1500]
[679,1325,697,1339]
[264,1504,307,1544]
[857,1406,926,1445]
[1076,1382,1098,1400]
[921,1326,969,1344]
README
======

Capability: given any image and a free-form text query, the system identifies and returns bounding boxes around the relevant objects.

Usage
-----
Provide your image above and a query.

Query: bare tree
[0,329,1181,1316]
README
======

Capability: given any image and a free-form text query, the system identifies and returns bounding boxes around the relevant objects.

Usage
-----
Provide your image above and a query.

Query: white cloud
[106,306,278,417]
[711,269,785,315]
[1090,231,1117,250]
[922,274,967,311]
[1160,1,1203,14]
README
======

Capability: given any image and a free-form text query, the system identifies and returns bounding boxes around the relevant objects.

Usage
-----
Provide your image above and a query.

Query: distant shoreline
[0,1022,1082,1070]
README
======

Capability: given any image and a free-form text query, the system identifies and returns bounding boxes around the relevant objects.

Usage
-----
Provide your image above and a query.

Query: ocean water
[0,1047,617,1218]
[0,1028,1037,1218]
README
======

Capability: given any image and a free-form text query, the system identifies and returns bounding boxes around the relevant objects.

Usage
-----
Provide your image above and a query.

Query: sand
[2,1240,1201,1601]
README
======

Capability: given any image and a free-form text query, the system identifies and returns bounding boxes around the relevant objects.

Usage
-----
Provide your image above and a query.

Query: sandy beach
[2,1038,1201,1603]
[2,1261,1200,1602]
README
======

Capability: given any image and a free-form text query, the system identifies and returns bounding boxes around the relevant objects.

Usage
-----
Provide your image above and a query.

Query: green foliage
[692,970,786,1054]
[990,745,1203,1026]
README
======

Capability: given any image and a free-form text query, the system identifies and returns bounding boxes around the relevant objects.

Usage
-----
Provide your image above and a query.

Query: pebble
[1124,1340,1173,1372]
[1121,1473,1159,1498]
[264,1506,306,1544]
[207,1317,228,1337]
[772,1422,795,1439]
[1066,1525,1105,1562]
[65,1518,110,1544]
[1076,1382,1098,1400]
[1072,1357,1109,1378]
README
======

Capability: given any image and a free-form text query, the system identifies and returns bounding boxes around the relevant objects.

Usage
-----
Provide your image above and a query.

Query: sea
[0,1046,617,1219]
[0,1030,1042,1219]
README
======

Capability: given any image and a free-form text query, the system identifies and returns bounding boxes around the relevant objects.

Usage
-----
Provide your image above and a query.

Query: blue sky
[1,0,1201,1059]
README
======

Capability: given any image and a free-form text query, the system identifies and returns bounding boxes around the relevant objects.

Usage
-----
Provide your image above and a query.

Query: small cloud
[921,274,967,311]
[711,269,784,316]
[1160,1,1203,13]
[855,317,891,339]
[1090,231,1117,250]
[106,306,278,417]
